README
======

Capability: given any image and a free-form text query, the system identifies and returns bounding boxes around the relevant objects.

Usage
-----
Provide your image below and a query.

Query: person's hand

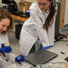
[0,53,2,56]
[25,11,30,15]
[0,48,4,53]
[49,43,55,47]
[0,43,12,53]
[15,55,25,62]
[41,46,50,49]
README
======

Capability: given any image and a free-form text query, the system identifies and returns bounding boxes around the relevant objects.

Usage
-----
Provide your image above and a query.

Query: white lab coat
[19,2,58,56]
[0,34,16,68]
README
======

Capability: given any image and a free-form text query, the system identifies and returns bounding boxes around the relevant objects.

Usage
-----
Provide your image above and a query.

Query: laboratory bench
[11,11,30,22]
[6,41,68,68]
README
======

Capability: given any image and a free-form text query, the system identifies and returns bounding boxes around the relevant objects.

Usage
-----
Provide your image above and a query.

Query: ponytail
[43,2,57,29]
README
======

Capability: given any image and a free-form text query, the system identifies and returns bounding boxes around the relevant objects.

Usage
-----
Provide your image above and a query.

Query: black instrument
[8,1,18,12]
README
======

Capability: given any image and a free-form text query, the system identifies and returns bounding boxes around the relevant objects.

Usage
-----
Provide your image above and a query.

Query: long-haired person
[19,0,58,56]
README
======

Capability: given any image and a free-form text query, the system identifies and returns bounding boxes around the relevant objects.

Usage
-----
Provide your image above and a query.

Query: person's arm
[30,3,50,47]
[5,53,25,63]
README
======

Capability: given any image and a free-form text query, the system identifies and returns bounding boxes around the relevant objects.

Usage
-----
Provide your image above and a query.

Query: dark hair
[43,0,57,29]
[0,9,14,34]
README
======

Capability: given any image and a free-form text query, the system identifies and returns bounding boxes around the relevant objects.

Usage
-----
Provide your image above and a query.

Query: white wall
[0,0,2,6]
[64,0,68,25]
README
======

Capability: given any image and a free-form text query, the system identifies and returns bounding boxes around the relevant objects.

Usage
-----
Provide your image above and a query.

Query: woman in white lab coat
[0,9,25,68]
[19,0,58,56]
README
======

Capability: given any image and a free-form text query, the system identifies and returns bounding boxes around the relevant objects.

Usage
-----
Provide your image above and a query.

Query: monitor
[2,0,18,12]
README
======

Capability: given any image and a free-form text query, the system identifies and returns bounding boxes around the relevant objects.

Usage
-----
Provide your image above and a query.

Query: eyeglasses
[38,2,47,6]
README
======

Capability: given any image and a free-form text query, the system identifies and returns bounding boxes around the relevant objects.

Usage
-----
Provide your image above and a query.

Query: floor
[8,32,20,55]
[8,21,21,55]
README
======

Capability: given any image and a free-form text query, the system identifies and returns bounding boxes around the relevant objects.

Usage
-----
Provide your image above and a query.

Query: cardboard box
[19,1,32,12]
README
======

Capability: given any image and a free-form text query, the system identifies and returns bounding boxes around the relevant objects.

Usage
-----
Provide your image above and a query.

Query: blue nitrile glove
[0,48,4,53]
[25,11,30,15]
[49,43,55,47]
[42,46,50,49]
[1,43,12,53]
[15,55,25,62]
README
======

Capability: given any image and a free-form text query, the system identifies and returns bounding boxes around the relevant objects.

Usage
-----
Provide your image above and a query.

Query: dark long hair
[43,0,57,29]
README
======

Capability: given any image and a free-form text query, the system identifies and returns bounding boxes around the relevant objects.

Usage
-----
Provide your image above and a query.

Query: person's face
[37,0,51,12]
[0,18,10,33]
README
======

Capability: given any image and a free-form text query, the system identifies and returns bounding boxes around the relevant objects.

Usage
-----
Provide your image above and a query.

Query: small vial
[23,3,27,13]
[23,7,25,13]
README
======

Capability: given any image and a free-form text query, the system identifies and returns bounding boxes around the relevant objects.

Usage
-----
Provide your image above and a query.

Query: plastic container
[37,62,68,68]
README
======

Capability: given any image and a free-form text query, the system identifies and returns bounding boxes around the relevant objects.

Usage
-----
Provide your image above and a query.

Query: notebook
[25,49,58,66]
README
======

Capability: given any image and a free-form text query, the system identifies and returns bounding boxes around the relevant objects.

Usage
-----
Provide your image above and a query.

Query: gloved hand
[0,43,12,53]
[41,46,50,49]
[49,43,55,47]
[0,48,4,53]
[15,55,25,62]
[25,11,30,15]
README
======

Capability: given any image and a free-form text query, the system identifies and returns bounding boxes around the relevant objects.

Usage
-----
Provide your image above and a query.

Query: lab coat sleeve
[5,53,16,62]
[29,3,50,46]
[47,20,55,45]
[0,56,9,68]
[47,4,58,45]
[0,56,2,61]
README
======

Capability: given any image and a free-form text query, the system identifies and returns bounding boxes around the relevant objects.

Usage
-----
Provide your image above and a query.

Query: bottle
[23,7,25,13]
[23,3,27,13]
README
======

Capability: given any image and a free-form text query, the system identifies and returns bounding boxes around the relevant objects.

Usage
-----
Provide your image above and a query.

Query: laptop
[25,49,58,66]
